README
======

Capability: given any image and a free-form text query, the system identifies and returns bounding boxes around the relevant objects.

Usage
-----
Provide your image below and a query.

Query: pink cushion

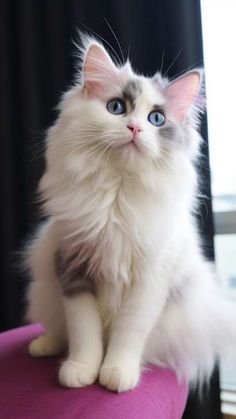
[0,324,187,418]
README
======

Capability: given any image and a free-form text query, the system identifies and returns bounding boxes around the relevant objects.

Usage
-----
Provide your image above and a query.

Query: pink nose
[127,124,142,135]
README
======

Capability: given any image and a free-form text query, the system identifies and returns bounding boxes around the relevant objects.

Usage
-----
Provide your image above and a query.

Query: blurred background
[1,0,235,418]
[201,0,236,417]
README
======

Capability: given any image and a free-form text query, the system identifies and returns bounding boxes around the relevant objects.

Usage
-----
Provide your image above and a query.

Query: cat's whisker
[67,139,97,146]
[139,136,159,159]
[26,141,45,152]
[66,133,117,154]
[163,48,183,78]
[160,49,165,75]
[74,142,105,159]
[99,130,123,137]
[69,134,102,140]
[103,16,125,64]
[144,154,156,191]
[25,140,46,162]
[158,153,178,178]
[156,159,172,196]
[65,128,105,138]
[169,59,203,82]
[66,142,104,164]
[93,143,112,174]
[66,131,122,144]
[66,133,113,148]
[68,139,101,147]
[68,143,106,190]
[105,142,113,167]
[78,22,123,66]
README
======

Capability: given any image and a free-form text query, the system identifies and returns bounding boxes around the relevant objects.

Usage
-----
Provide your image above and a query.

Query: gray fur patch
[159,124,177,141]
[165,276,189,306]
[55,249,94,297]
[123,80,142,107]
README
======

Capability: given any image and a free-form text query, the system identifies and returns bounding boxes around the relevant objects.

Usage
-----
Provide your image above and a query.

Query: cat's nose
[127,124,142,135]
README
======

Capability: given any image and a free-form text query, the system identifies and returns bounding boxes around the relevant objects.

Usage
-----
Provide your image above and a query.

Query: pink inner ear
[166,72,201,123]
[83,44,118,97]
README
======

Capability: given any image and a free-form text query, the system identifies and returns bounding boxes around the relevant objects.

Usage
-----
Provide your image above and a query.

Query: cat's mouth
[119,138,140,152]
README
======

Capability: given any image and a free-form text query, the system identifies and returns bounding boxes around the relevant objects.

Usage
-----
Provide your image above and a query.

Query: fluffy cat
[25,35,236,392]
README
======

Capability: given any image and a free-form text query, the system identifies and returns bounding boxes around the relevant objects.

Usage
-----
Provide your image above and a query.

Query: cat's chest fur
[64,171,160,319]
[62,169,169,286]
[50,164,182,320]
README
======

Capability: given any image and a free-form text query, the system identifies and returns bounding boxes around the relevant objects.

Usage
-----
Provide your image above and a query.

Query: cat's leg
[26,220,67,357]
[59,292,103,388]
[27,279,66,357]
[99,266,168,392]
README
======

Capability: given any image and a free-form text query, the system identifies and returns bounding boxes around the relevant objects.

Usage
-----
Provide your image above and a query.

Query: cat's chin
[110,143,149,173]
[114,143,142,165]
[114,139,144,160]
[119,140,140,152]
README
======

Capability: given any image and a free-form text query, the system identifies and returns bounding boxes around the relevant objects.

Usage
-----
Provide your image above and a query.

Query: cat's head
[49,35,204,180]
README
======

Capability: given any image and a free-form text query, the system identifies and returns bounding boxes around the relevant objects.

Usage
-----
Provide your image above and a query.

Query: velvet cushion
[0,324,188,418]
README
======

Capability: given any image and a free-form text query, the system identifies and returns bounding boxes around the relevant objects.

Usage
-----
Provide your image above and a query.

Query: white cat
[25,35,236,392]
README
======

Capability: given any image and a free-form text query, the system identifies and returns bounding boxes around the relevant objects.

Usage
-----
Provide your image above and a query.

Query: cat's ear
[82,41,118,96]
[165,71,204,124]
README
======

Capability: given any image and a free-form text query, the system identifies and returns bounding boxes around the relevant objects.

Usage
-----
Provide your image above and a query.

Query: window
[201,0,236,416]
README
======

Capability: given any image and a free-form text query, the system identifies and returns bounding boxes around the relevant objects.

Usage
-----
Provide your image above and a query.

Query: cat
[25,34,236,393]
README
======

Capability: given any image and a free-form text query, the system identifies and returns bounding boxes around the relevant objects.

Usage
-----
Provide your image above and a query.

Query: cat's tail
[213,297,236,359]
[144,284,236,389]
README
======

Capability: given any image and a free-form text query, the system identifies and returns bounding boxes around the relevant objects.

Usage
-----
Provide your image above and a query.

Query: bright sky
[201,0,236,197]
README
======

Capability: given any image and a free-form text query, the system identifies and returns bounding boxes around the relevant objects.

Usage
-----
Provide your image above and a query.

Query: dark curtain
[1,1,221,418]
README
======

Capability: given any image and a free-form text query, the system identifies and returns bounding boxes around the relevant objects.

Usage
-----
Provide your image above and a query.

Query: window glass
[201,0,236,393]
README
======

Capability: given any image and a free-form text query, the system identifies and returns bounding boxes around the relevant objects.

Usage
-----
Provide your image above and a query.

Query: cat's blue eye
[106,99,126,115]
[148,110,165,127]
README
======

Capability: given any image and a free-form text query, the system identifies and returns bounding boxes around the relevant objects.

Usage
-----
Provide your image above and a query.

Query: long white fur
[25,35,236,392]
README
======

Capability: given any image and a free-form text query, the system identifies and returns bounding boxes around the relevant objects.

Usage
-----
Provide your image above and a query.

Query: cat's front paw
[99,362,140,393]
[59,360,98,388]
[29,335,65,357]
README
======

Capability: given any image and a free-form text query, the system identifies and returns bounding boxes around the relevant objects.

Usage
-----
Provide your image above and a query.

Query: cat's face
[56,37,204,176]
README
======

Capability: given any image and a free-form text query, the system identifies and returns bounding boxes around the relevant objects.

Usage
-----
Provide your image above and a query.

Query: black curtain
[1,1,221,418]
